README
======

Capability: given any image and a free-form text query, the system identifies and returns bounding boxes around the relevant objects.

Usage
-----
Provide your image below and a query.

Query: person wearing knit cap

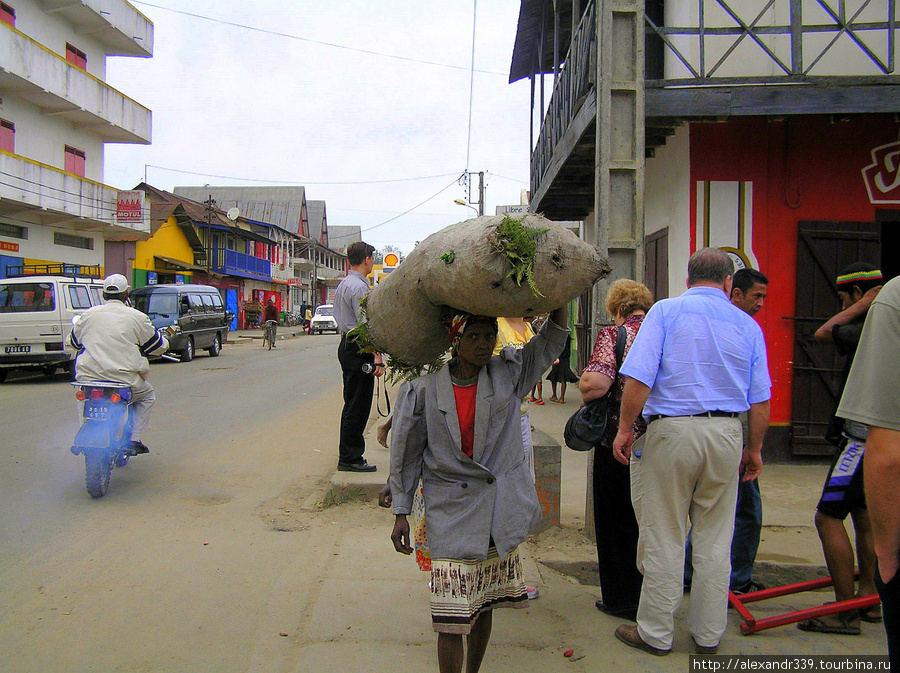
[800,263,884,634]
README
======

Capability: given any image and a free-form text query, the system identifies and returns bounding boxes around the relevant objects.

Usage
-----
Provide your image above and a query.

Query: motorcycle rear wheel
[85,451,112,498]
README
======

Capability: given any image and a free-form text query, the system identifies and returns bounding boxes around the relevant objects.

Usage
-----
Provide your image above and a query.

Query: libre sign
[116,190,144,222]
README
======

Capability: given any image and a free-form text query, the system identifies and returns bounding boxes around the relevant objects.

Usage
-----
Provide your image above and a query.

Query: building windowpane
[0,222,26,239]
[54,232,93,250]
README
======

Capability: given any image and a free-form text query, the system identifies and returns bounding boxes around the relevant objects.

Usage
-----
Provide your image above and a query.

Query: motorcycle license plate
[84,402,110,419]
[4,345,30,354]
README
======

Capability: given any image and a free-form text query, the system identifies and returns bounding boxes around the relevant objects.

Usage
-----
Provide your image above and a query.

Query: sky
[103,0,535,256]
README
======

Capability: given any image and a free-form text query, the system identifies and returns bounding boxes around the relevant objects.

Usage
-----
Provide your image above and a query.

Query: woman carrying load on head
[388,303,569,673]
[579,279,653,622]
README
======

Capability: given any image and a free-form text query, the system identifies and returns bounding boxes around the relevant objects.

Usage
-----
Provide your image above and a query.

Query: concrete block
[532,428,561,533]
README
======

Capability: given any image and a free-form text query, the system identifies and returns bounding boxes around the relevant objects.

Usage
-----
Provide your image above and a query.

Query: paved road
[0,332,349,672]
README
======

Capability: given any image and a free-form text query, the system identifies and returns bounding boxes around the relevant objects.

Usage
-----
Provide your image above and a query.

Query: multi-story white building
[0,0,153,279]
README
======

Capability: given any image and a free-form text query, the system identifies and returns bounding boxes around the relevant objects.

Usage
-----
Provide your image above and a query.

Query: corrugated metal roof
[306,200,327,244]
[327,225,361,253]
[172,186,307,236]
[509,0,575,84]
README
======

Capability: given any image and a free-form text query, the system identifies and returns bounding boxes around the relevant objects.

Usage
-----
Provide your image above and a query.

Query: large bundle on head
[365,213,611,368]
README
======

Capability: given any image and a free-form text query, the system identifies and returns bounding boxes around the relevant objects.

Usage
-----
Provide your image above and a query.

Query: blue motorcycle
[70,382,136,498]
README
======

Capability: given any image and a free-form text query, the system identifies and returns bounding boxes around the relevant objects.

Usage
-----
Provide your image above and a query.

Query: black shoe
[731,579,765,595]
[337,459,376,472]
[130,441,150,455]
[595,600,638,621]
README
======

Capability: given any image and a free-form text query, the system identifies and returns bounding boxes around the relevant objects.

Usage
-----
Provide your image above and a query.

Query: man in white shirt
[69,274,168,454]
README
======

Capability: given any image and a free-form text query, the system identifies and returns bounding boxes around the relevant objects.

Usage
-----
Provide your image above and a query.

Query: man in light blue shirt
[611,247,771,657]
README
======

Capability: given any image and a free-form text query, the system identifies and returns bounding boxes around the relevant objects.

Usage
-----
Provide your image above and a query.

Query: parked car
[309,304,339,334]
[0,274,105,382]
[130,284,231,362]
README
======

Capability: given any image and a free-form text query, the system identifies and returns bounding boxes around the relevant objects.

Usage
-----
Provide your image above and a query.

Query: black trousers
[337,336,375,465]
[593,442,643,616]
[876,559,900,668]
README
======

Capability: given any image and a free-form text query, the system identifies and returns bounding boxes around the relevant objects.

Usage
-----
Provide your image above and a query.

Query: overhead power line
[144,164,460,186]
[133,2,507,76]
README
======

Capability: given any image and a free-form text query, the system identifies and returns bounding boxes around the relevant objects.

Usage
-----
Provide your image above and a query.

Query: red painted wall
[689,114,900,424]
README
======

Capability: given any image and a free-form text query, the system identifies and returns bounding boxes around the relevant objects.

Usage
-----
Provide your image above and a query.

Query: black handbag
[564,326,627,452]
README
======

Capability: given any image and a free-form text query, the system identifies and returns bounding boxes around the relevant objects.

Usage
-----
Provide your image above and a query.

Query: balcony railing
[207,248,271,280]
[647,0,897,85]
[531,2,596,195]
[0,22,151,144]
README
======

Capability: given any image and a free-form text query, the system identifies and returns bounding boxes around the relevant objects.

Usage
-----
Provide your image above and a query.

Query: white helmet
[102,273,130,293]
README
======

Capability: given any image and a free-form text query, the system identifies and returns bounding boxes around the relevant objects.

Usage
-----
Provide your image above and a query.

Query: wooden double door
[790,218,898,455]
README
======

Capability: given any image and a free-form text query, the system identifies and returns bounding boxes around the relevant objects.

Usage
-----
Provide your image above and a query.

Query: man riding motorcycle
[68,274,169,455]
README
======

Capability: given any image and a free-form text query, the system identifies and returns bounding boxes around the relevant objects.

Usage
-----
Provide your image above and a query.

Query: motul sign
[862,142,900,204]
[116,190,144,222]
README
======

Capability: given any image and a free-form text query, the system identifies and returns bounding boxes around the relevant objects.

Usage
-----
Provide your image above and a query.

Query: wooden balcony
[525,0,900,219]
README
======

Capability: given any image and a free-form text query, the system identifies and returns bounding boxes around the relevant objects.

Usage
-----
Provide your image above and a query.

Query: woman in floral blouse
[579,279,653,621]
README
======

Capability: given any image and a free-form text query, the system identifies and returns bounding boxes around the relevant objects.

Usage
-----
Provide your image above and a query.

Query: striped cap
[836,269,882,286]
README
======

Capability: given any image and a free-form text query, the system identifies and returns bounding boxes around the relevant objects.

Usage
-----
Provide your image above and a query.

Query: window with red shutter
[64,146,86,177]
[0,119,14,153]
[1,3,15,27]
[65,43,87,69]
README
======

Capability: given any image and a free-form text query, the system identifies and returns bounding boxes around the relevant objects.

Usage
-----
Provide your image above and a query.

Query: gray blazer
[390,319,569,561]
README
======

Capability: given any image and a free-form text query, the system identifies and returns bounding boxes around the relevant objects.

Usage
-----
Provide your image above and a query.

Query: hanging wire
[464,0,478,173]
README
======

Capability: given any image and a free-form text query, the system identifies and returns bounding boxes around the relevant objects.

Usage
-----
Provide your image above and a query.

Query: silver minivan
[0,274,105,382]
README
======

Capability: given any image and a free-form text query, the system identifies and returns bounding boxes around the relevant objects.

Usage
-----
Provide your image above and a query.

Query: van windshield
[132,292,178,318]
[0,282,55,313]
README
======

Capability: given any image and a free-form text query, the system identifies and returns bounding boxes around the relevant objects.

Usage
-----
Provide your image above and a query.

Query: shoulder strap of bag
[614,325,627,372]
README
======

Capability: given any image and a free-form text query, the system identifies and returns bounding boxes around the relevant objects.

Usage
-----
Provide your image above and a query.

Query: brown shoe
[614,624,671,656]
[692,636,719,654]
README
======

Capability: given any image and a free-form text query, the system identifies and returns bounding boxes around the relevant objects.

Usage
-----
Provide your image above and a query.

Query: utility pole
[204,194,216,277]
[460,170,485,216]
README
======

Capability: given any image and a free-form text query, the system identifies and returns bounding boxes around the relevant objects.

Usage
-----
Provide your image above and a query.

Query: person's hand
[861,285,883,308]
[740,448,763,482]
[391,515,412,554]
[377,423,390,448]
[612,428,634,465]
[373,355,385,378]
[378,482,392,508]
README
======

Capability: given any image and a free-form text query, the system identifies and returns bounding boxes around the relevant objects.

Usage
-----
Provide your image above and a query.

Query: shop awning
[154,255,207,272]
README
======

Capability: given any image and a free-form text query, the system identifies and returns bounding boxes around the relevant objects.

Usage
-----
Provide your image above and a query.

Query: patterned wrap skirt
[430,546,528,634]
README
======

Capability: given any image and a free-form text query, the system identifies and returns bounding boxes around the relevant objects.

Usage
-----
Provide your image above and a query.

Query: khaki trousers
[630,415,742,649]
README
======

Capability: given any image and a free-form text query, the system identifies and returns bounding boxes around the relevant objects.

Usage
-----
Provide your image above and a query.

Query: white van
[0,274,105,382]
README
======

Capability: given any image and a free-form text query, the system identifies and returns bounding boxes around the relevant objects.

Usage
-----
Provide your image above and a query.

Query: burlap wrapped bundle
[365,214,610,367]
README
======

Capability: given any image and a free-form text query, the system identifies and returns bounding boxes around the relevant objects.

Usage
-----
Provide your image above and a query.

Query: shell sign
[383,253,399,268]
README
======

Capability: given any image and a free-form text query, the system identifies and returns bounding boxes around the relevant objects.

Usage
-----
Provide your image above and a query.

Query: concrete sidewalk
[321,390,887,664]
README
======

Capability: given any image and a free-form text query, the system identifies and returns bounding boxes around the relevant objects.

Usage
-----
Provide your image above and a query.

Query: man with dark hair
[334,241,382,472]
[729,268,768,593]
[68,274,169,455]
[731,268,768,317]
[800,262,884,635]
[612,247,771,656]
